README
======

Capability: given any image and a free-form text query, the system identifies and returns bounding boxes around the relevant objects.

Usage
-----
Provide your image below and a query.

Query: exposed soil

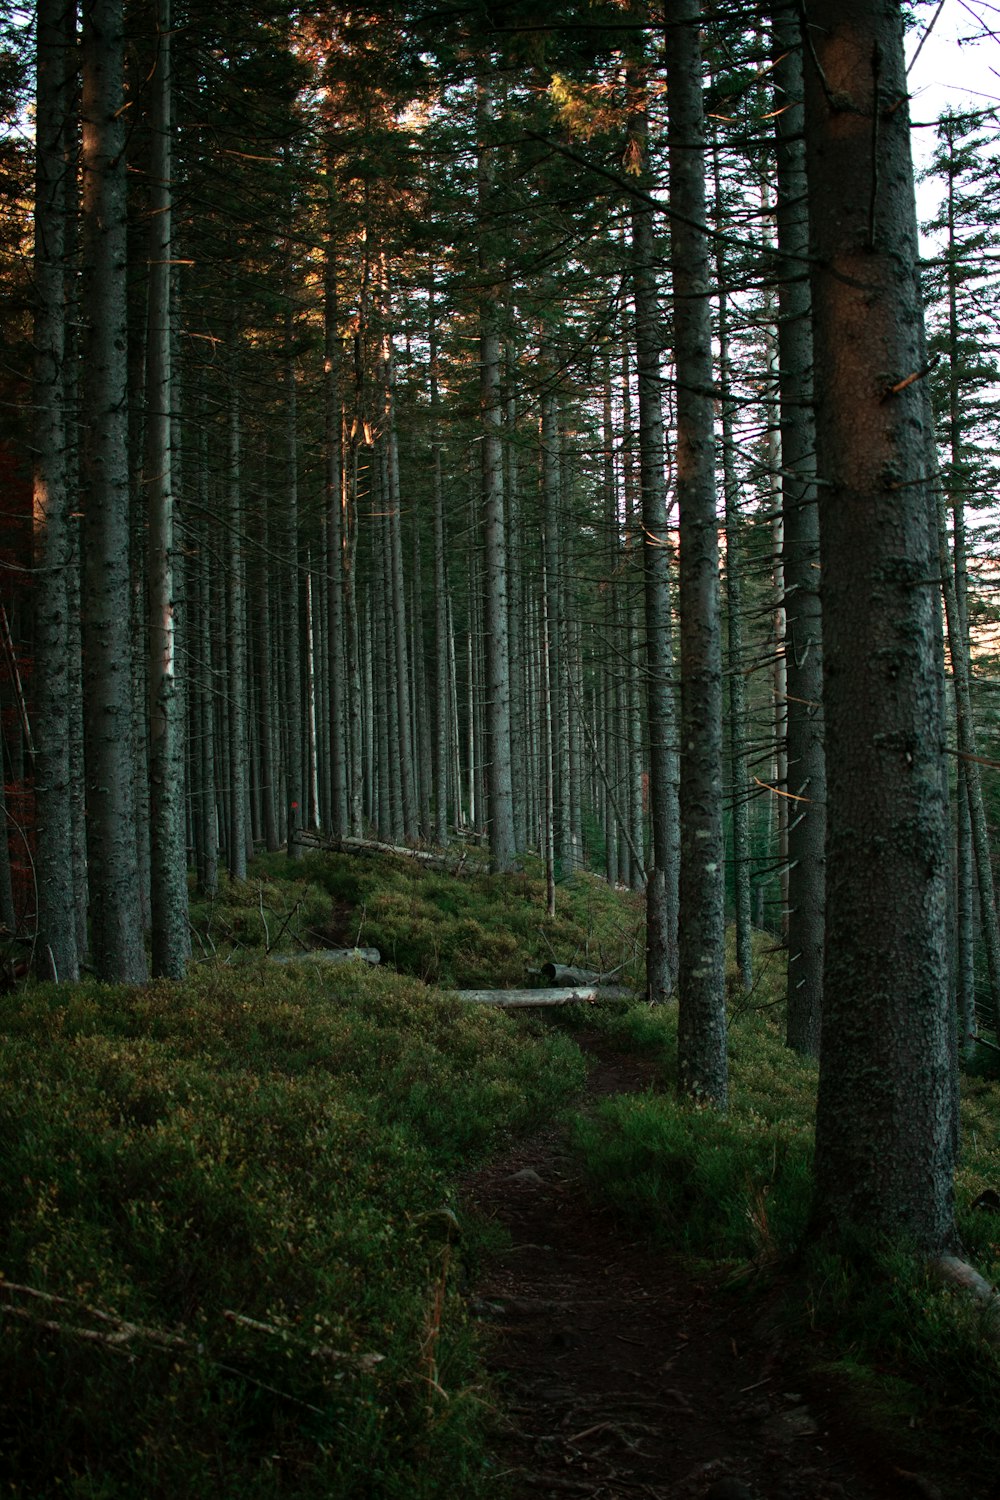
[465,1033,971,1500]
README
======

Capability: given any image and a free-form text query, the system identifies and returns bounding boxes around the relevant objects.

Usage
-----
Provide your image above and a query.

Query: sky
[907,0,1000,170]
[906,1,1000,250]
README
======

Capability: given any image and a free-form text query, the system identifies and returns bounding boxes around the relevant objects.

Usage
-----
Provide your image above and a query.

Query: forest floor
[466,1032,966,1500]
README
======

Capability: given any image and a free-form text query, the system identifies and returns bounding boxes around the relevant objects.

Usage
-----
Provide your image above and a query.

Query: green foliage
[187,869,332,956]
[569,954,816,1262]
[0,957,584,1496]
[567,941,1000,1481]
[246,850,644,988]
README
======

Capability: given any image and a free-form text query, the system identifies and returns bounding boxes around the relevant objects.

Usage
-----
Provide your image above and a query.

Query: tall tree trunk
[936,495,1000,1032]
[225,359,249,881]
[478,85,516,872]
[146,0,189,978]
[629,69,680,1002]
[344,440,364,836]
[324,205,348,838]
[773,15,826,1054]
[665,2,727,1102]
[938,126,1000,1041]
[541,384,569,871]
[33,0,79,980]
[80,0,147,982]
[803,0,956,1254]
[711,131,752,994]
[283,314,303,859]
[383,372,417,840]
[618,324,646,892]
[252,513,280,853]
[429,279,450,845]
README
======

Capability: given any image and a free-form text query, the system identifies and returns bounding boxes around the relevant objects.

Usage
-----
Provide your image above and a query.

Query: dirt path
[466,1035,959,1500]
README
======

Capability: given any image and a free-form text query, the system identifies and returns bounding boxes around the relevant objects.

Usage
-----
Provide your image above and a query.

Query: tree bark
[803,0,956,1254]
[629,70,680,1003]
[145,0,189,978]
[33,0,80,980]
[225,360,249,880]
[773,11,826,1055]
[478,85,516,872]
[666,0,727,1104]
[80,0,147,982]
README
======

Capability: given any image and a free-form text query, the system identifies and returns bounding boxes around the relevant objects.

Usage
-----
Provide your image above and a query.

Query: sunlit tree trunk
[804,0,955,1253]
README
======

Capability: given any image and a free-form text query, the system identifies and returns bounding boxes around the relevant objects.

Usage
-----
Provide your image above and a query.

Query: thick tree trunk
[803,0,956,1254]
[80,0,147,982]
[666,0,727,1104]
[33,0,80,980]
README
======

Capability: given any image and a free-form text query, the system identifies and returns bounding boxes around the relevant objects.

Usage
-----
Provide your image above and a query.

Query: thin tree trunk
[146,0,188,977]
[773,14,826,1053]
[225,358,249,881]
[324,210,348,837]
[478,86,516,871]
[429,279,450,844]
[711,132,752,993]
[666,0,727,1102]
[33,0,79,979]
[630,64,681,1001]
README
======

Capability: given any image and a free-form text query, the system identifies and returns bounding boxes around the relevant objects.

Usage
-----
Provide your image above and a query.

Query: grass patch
[569,956,816,1262]
[251,850,645,988]
[0,956,585,1496]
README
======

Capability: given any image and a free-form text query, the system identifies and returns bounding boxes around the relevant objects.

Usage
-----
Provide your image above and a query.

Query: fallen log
[294,831,485,874]
[269,947,381,967]
[541,962,623,987]
[455,985,628,1008]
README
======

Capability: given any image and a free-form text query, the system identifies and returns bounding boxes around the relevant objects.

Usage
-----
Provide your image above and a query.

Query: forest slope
[0,853,997,1496]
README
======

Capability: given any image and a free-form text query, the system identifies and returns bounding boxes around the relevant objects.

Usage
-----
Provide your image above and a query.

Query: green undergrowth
[0,958,585,1497]
[238,849,645,987]
[568,958,817,1262]
[563,943,1000,1487]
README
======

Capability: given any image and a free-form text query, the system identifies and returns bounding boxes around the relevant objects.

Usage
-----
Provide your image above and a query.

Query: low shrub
[0,960,584,1497]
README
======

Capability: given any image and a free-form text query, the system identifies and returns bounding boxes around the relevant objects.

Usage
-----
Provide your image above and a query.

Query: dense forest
[4,1,1000,1492]
[2,0,1000,1268]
